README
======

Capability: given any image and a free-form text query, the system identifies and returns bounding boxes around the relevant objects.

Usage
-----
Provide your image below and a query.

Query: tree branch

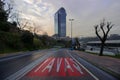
[100,22,106,37]
[95,25,102,41]
[22,21,28,29]
[6,3,13,15]
[104,22,113,41]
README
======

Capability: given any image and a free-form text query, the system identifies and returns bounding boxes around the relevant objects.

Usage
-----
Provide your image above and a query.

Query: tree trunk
[99,43,105,56]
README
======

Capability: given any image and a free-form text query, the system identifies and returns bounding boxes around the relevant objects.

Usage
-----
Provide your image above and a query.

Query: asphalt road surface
[0,48,118,80]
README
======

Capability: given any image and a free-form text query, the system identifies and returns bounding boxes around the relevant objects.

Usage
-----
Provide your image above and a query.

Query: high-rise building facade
[54,7,67,38]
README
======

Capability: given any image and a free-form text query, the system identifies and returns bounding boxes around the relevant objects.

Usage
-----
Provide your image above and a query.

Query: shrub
[0,21,10,31]
[21,30,34,49]
[0,31,23,51]
[33,38,43,49]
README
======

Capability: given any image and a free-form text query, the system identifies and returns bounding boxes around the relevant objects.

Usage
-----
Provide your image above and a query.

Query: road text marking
[26,57,90,77]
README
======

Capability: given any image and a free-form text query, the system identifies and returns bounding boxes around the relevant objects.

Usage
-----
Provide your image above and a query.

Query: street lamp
[69,19,74,50]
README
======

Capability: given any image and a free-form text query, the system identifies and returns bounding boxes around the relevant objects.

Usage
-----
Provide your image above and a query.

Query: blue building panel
[54,7,67,38]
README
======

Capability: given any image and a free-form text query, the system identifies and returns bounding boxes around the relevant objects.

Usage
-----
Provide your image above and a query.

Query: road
[0,48,118,80]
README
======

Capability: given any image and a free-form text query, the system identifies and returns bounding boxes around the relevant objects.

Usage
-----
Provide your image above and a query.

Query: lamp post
[69,19,74,49]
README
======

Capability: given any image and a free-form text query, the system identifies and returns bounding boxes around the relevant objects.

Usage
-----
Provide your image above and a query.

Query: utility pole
[69,19,74,50]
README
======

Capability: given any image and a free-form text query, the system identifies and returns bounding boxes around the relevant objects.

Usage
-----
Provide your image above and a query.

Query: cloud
[54,0,120,37]
[8,0,120,36]
[9,0,55,35]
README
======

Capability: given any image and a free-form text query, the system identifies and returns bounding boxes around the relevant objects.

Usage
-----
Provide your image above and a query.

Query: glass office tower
[54,7,67,38]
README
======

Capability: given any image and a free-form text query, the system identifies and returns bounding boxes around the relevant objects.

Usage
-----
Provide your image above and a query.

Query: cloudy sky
[7,0,120,37]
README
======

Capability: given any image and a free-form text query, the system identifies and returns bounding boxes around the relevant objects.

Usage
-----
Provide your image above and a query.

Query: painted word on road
[26,57,92,77]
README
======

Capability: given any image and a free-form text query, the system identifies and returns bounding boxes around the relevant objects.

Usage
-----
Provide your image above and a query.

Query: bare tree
[27,26,32,32]
[7,10,29,30]
[32,23,42,35]
[15,13,29,30]
[17,19,29,30]
[94,20,114,56]
[43,32,48,36]
[0,0,13,21]
[33,27,38,35]
[6,3,13,18]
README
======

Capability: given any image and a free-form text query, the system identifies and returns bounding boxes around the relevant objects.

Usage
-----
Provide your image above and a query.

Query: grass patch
[104,54,120,59]
[85,51,98,55]
[85,51,120,59]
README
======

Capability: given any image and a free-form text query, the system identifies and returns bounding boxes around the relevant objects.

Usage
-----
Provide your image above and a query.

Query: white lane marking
[67,50,99,80]
[0,50,51,62]
[56,58,62,72]
[0,50,42,62]
[34,58,51,72]
[65,58,74,72]
[42,58,55,72]
[0,52,31,62]
[5,50,57,80]
[70,58,83,74]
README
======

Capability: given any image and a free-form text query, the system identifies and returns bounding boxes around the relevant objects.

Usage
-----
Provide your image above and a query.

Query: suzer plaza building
[54,7,67,38]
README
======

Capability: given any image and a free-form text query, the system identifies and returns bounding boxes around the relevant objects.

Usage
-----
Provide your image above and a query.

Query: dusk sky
[7,0,120,37]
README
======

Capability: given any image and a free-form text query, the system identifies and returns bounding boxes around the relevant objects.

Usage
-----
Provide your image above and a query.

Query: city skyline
[7,0,120,37]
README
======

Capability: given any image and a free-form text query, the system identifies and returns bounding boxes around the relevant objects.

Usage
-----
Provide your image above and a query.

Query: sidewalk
[74,50,120,79]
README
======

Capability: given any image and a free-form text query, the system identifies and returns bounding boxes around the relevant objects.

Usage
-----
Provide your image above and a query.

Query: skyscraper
[54,7,67,38]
